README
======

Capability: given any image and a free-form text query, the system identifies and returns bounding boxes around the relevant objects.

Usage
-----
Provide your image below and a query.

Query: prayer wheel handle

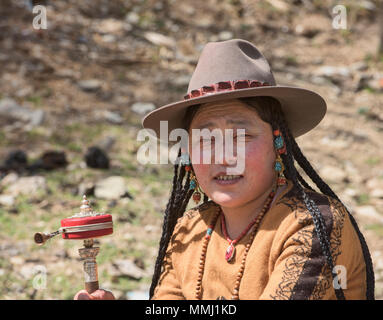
[33,195,113,295]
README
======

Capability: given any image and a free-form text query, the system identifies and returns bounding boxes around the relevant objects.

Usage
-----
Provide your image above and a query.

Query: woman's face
[188,98,276,208]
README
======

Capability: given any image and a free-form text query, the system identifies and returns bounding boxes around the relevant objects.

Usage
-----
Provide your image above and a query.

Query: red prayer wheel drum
[61,214,113,240]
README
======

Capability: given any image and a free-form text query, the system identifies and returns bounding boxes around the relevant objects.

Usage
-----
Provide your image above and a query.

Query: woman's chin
[210,193,244,208]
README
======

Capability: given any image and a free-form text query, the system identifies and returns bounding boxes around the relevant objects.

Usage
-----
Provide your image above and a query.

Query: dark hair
[149,96,375,300]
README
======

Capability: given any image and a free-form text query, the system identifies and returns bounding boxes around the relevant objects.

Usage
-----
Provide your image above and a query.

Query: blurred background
[0,0,382,300]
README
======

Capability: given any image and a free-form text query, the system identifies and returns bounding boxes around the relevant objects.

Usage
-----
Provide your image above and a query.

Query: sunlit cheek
[245,139,274,175]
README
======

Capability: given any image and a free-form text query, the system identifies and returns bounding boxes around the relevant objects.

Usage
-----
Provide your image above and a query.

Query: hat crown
[187,39,276,93]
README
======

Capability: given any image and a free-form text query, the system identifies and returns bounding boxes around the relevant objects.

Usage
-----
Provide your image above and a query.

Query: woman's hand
[74,289,115,300]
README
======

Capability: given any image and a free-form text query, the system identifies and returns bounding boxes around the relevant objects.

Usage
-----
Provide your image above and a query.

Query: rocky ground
[0,0,382,299]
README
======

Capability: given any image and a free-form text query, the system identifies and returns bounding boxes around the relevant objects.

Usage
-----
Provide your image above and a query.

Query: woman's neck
[220,183,286,240]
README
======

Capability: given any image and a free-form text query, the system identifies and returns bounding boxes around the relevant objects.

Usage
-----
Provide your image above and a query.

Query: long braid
[149,148,191,298]
[149,104,206,298]
[290,134,375,300]
[276,114,346,300]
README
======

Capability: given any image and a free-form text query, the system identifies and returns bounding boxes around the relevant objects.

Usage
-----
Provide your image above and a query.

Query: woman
[74,39,374,300]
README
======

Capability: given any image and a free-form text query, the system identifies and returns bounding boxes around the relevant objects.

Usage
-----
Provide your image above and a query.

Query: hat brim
[142,85,326,142]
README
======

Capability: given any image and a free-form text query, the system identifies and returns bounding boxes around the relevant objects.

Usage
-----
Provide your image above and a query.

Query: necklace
[221,211,261,262]
[195,188,276,300]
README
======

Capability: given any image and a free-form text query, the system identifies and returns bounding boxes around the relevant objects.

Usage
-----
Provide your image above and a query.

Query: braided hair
[149,96,375,300]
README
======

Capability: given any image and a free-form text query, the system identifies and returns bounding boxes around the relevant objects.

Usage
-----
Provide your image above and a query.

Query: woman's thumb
[74,289,92,300]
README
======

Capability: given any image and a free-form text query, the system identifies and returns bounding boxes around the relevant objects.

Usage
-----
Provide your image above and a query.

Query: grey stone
[367,178,383,190]
[131,102,155,115]
[19,264,37,279]
[0,98,45,126]
[78,79,102,92]
[371,189,383,199]
[77,181,95,197]
[172,75,191,87]
[350,61,368,72]
[315,66,351,79]
[218,31,233,41]
[6,176,47,196]
[97,136,116,152]
[110,259,146,281]
[94,176,128,200]
[0,173,19,188]
[0,194,15,206]
[143,32,176,48]
[94,19,124,34]
[319,165,347,183]
[125,12,140,24]
[354,206,383,223]
[360,1,376,10]
[103,110,123,124]
[29,109,45,126]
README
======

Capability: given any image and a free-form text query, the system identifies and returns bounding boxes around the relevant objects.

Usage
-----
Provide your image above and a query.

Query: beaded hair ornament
[273,129,287,186]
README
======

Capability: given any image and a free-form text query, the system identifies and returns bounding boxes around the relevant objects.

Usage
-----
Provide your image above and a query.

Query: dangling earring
[273,129,287,186]
[189,169,202,204]
[275,154,287,186]
[179,151,203,204]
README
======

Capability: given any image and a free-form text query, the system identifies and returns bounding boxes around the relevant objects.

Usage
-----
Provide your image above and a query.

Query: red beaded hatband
[184,80,271,100]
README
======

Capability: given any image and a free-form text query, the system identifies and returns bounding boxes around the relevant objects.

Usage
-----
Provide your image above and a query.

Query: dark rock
[107,199,118,208]
[85,146,110,169]
[133,257,145,270]
[54,249,69,259]
[3,150,28,172]
[8,207,19,215]
[29,151,68,171]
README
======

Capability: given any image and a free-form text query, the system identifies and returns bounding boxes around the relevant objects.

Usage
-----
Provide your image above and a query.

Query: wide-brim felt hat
[142,39,326,141]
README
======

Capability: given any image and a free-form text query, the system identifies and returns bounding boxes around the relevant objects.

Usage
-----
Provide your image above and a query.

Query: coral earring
[193,191,201,204]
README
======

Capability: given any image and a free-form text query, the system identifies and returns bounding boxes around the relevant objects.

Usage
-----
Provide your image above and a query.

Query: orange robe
[152,181,367,300]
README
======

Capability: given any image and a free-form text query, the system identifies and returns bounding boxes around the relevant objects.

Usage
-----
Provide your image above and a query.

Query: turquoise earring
[179,151,202,204]
[273,129,287,186]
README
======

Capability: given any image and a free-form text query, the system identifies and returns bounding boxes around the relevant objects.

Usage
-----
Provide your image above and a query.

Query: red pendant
[225,243,235,262]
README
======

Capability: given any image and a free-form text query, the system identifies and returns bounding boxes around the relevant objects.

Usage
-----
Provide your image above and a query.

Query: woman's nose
[223,154,237,166]
[216,143,237,165]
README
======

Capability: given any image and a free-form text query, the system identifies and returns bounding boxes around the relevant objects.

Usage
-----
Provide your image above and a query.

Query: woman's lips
[213,176,243,185]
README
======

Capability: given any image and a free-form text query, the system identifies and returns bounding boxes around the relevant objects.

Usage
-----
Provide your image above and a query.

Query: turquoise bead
[275,161,282,172]
[207,228,213,236]
[189,180,196,190]
[274,136,284,149]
